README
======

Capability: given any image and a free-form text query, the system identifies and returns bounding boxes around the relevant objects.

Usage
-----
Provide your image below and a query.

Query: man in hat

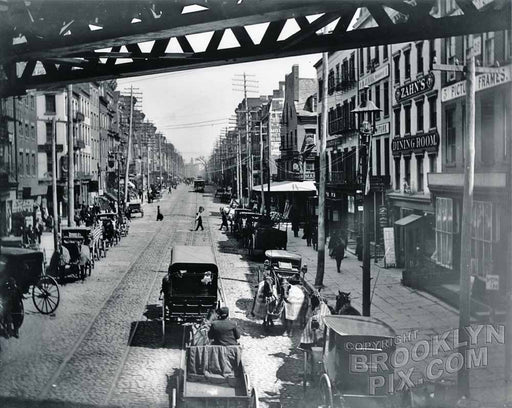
[208,307,240,346]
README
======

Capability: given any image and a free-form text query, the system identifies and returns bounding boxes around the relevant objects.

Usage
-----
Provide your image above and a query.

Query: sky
[118,54,320,162]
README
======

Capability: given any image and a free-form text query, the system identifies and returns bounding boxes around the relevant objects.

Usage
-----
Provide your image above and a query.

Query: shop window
[383,82,389,117]
[416,155,424,192]
[445,107,456,164]
[471,201,494,278]
[404,104,411,134]
[416,100,424,132]
[434,197,458,269]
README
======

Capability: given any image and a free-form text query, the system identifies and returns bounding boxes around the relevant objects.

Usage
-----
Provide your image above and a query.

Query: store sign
[441,65,512,102]
[12,199,34,213]
[359,65,389,89]
[486,274,499,291]
[370,175,391,191]
[395,72,435,103]
[391,131,439,155]
[374,122,390,136]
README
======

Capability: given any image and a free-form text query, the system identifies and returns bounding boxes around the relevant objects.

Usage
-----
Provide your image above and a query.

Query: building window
[445,107,456,164]
[434,197,458,269]
[471,201,494,278]
[376,139,381,176]
[383,45,388,60]
[25,153,30,175]
[375,85,381,120]
[404,156,411,187]
[359,49,364,74]
[429,40,436,70]
[45,95,56,114]
[484,35,495,66]
[394,157,400,189]
[429,154,436,173]
[374,46,380,64]
[429,96,437,128]
[404,104,411,134]
[366,47,371,72]
[335,64,340,87]
[383,82,389,117]
[417,155,424,192]
[481,97,495,166]
[394,55,400,84]
[394,108,401,136]
[417,42,424,74]
[416,99,424,132]
[31,153,36,175]
[384,138,390,176]
[47,153,52,175]
[404,49,411,79]
[19,151,23,175]
[446,37,457,81]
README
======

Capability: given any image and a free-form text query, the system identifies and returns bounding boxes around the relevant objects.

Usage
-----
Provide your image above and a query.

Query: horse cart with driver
[250,215,288,256]
[172,343,259,408]
[98,212,120,248]
[161,246,219,340]
[303,315,403,408]
[127,198,144,218]
[48,226,94,281]
[0,246,60,338]
[252,250,308,330]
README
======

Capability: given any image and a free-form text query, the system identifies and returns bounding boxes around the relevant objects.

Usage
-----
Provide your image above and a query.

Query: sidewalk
[285,228,510,407]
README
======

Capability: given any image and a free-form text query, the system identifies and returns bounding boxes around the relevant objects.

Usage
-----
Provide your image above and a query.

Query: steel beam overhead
[0,0,509,96]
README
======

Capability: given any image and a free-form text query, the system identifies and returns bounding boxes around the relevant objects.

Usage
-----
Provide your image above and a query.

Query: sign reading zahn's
[395,72,435,103]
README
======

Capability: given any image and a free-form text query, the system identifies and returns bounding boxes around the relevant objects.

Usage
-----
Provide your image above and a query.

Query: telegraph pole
[51,118,59,252]
[433,43,503,399]
[158,134,163,187]
[267,113,271,215]
[259,120,265,212]
[124,86,133,207]
[315,51,328,287]
[67,85,74,227]
[244,73,252,202]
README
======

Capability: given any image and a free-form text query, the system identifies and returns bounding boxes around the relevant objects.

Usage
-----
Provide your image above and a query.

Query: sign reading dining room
[395,72,435,103]
[391,131,439,156]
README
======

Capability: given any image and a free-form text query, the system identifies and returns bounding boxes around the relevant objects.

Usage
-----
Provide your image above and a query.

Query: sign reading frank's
[395,72,435,103]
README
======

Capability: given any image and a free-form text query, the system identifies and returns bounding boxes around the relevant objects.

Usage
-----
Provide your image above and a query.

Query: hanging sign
[442,65,511,102]
[485,274,499,291]
[395,72,435,103]
[383,227,396,267]
[359,65,389,89]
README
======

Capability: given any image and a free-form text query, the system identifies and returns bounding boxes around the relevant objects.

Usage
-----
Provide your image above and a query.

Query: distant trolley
[193,178,205,193]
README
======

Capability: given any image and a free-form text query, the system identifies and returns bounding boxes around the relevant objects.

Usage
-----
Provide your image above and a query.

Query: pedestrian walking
[303,221,312,247]
[311,224,318,251]
[156,205,164,221]
[195,208,204,231]
[219,209,229,231]
[334,237,346,273]
[291,214,300,238]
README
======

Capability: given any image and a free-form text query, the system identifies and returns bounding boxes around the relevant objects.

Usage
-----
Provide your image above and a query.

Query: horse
[251,274,279,328]
[334,291,361,315]
[280,278,308,335]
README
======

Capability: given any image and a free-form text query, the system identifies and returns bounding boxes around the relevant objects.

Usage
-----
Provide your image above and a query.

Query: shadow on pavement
[0,397,120,408]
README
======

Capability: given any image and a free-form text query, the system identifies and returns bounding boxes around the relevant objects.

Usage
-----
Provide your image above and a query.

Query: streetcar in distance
[193,178,205,193]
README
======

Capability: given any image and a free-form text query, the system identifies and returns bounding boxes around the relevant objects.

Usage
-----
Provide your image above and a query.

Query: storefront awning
[395,214,423,227]
[253,180,317,193]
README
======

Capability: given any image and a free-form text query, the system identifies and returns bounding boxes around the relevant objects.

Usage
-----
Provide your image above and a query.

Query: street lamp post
[352,95,381,317]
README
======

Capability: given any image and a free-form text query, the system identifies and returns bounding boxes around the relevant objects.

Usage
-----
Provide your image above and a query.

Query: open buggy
[303,315,402,408]
[0,245,60,338]
[161,246,219,339]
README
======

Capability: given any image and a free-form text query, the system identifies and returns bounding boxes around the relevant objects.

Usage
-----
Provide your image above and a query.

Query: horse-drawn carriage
[127,199,144,218]
[98,212,120,248]
[252,250,308,330]
[303,315,400,408]
[0,245,60,338]
[161,246,219,340]
[249,216,288,256]
[234,211,261,249]
[48,226,93,281]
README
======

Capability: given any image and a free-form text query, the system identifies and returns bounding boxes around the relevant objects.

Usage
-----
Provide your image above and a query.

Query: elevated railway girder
[0,0,510,96]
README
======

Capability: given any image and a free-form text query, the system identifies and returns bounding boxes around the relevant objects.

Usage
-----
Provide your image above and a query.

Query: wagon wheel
[319,373,334,408]
[32,276,60,314]
[249,387,259,408]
